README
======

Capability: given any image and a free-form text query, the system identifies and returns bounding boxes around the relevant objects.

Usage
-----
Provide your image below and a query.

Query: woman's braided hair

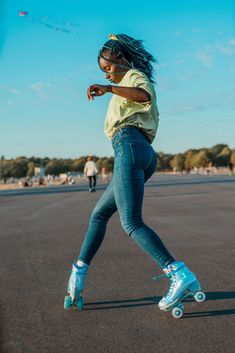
[99,34,157,83]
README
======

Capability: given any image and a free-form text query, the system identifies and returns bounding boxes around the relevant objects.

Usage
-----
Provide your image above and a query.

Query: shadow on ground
[84,296,160,311]
[83,291,235,318]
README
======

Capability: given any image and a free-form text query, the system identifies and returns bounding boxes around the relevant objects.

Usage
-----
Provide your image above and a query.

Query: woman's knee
[91,205,114,223]
[121,218,144,236]
[90,207,105,222]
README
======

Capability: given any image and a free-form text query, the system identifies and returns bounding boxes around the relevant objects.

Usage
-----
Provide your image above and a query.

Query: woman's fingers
[87,85,96,100]
[87,84,108,100]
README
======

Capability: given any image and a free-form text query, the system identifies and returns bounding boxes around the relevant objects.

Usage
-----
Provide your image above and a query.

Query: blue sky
[0,0,235,158]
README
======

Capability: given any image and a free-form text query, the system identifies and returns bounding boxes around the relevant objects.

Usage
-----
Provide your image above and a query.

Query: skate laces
[152,272,178,299]
[166,273,178,298]
[152,269,174,281]
[152,274,167,281]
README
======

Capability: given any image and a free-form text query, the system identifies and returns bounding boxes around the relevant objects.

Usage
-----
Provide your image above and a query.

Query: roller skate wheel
[172,306,184,319]
[64,295,72,310]
[77,296,84,310]
[194,291,206,303]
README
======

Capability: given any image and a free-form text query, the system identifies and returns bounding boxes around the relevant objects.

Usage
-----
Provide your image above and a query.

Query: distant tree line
[0,144,234,179]
[159,144,235,172]
[0,155,115,179]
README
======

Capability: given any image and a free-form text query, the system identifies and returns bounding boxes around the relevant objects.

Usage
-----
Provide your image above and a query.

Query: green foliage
[0,160,12,178]
[210,144,229,158]
[11,157,28,178]
[0,144,234,179]
[71,157,87,172]
[213,146,231,167]
[190,150,212,168]
[184,150,196,170]
[170,153,186,171]
[46,159,72,175]
[96,157,114,172]
[157,152,173,171]
[27,162,36,177]
[230,150,235,164]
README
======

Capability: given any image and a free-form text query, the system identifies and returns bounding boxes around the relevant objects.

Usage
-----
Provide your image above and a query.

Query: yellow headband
[109,34,118,41]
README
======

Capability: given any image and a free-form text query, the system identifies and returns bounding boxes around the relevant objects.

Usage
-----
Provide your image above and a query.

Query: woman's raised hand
[87,84,111,101]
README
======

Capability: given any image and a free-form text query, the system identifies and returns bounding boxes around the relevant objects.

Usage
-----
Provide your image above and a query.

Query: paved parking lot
[0,174,234,353]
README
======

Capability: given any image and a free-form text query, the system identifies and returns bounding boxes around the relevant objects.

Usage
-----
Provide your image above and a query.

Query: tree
[42,157,51,167]
[10,158,28,178]
[157,153,174,171]
[106,157,114,172]
[214,146,231,167]
[46,159,71,175]
[230,150,235,165]
[156,152,164,171]
[96,157,112,172]
[211,144,228,158]
[192,150,212,168]
[0,160,12,179]
[27,162,36,177]
[71,157,87,173]
[170,153,186,171]
[184,150,197,170]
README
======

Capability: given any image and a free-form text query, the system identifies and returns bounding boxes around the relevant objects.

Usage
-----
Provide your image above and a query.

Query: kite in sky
[18,11,79,35]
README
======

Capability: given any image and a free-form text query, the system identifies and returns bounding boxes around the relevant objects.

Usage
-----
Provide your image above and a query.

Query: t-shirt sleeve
[119,70,154,114]
[129,71,153,103]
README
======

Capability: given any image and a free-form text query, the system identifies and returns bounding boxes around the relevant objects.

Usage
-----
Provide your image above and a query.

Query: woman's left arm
[109,85,151,102]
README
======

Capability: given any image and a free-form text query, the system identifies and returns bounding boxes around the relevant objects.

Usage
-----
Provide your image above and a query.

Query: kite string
[20,11,79,35]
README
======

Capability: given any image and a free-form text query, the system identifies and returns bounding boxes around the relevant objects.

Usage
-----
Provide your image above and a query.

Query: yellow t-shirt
[104,69,159,144]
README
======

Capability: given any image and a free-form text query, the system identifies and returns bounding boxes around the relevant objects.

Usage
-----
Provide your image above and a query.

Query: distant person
[228,162,233,176]
[61,176,69,185]
[64,33,205,318]
[84,156,98,192]
[186,167,191,174]
[101,167,109,183]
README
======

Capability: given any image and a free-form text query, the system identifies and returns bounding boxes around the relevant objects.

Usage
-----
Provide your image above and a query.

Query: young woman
[64,34,205,318]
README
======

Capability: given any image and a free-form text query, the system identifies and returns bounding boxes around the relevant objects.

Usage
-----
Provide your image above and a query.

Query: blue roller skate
[64,262,88,310]
[153,261,206,319]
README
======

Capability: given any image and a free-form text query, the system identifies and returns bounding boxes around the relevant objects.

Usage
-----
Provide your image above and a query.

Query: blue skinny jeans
[78,126,175,269]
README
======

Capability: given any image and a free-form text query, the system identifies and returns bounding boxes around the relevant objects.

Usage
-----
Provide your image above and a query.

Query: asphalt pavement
[0,174,234,353]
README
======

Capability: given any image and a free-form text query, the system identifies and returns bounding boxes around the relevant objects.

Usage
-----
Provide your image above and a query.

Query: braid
[99,34,157,83]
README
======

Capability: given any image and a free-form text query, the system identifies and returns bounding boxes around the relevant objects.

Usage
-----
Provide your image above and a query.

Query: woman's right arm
[87,84,151,103]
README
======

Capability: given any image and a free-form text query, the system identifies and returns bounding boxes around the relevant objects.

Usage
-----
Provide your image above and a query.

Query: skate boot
[64,261,88,310]
[155,261,206,318]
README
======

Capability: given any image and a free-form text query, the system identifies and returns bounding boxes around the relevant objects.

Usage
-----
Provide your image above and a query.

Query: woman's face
[98,52,128,84]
